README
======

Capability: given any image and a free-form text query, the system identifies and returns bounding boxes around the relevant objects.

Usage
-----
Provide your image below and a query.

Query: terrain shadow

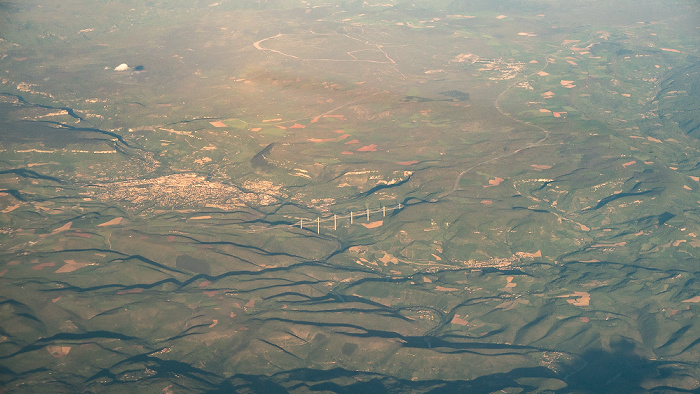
[557,338,688,393]
[206,365,558,393]
[200,338,693,393]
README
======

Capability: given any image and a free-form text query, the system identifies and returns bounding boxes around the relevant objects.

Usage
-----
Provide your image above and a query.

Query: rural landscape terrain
[1,0,699,392]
